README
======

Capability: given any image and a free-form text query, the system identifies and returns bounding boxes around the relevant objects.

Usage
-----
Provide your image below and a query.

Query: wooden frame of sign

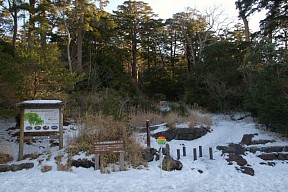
[16,100,65,160]
[94,140,125,171]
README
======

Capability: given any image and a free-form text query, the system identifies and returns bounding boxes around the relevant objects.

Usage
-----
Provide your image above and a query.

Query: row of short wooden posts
[146,120,214,161]
[176,145,214,160]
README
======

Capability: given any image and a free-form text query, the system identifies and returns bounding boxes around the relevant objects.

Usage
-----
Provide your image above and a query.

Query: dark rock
[153,130,176,141]
[50,143,59,148]
[246,146,259,153]
[246,146,288,154]
[71,158,94,168]
[197,169,203,174]
[162,156,183,171]
[0,165,11,172]
[261,146,284,153]
[142,148,157,162]
[23,153,41,160]
[10,164,23,171]
[153,127,208,141]
[191,168,204,173]
[251,139,275,145]
[239,166,255,176]
[0,153,14,164]
[258,153,277,160]
[240,134,254,145]
[217,144,245,155]
[10,163,34,172]
[226,154,247,166]
[278,153,286,160]
[267,162,276,166]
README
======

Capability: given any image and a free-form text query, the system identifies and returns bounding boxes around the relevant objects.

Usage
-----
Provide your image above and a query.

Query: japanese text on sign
[95,140,124,154]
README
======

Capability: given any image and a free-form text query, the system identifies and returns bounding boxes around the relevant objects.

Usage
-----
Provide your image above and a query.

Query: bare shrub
[41,165,52,173]
[57,164,71,172]
[68,114,144,168]
[125,134,147,167]
[0,153,13,164]
[128,109,211,129]
[190,110,212,126]
[55,154,72,171]
[129,110,162,127]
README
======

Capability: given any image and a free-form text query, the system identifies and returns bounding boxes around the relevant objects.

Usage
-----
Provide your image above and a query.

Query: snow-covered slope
[1,114,288,192]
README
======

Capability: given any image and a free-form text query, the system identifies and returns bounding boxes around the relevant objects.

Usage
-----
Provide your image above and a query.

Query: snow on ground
[1,114,288,192]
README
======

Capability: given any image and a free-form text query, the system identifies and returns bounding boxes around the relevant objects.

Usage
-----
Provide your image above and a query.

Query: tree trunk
[241,16,250,42]
[12,10,17,54]
[66,27,72,73]
[28,0,36,49]
[40,3,47,48]
[131,22,137,81]
[76,0,84,72]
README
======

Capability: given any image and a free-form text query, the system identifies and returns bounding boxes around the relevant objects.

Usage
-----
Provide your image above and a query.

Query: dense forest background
[0,0,287,134]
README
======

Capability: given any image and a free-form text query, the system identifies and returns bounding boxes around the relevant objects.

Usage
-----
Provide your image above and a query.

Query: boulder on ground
[142,148,157,162]
[71,158,94,168]
[162,156,183,171]
[240,134,254,145]
[217,143,245,155]
[258,153,277,161]
[1,163,35,172]
[226,154,247,166]
[238,166,255,176]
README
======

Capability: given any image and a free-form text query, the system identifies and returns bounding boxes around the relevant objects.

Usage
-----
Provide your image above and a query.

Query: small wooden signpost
[94,140,125,171]
[16,100,65,161]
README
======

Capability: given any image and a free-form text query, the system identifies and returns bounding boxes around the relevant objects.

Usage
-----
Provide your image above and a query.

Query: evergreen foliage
[0,42,23,107]
[184,41,247,111]
[241,38,288,134]
[0,0,287,135]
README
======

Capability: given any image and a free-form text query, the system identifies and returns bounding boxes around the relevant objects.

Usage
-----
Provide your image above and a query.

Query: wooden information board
[94,140,125,171]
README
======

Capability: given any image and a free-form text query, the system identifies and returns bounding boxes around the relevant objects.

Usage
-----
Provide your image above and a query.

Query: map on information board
[24,109,59,132]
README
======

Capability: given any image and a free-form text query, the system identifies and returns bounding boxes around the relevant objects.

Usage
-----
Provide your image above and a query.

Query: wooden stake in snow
[146,120,150,148]
[209,147,213,160]
[193,148,197,161]
[199,146,203,157]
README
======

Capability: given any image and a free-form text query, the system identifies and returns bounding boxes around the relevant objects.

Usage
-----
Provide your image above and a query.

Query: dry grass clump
[129,110,162,127]
[57,164,71,171]
[0,153,13,164]
[190,110,212,126]
[68,114,127,155]
[129,109,211,129]
[125,134,147,167]
[68,114,145,168]
[41,165,52,173]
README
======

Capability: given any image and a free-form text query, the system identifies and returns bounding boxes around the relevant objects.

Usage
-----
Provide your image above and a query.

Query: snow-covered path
[1,114,288,192]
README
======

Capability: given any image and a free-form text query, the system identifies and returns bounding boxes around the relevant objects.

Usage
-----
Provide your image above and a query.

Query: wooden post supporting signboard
[18,109,24,161]
[59,108,64,149]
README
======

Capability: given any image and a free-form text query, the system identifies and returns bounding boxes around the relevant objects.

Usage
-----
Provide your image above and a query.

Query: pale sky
[105,0,265,32]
